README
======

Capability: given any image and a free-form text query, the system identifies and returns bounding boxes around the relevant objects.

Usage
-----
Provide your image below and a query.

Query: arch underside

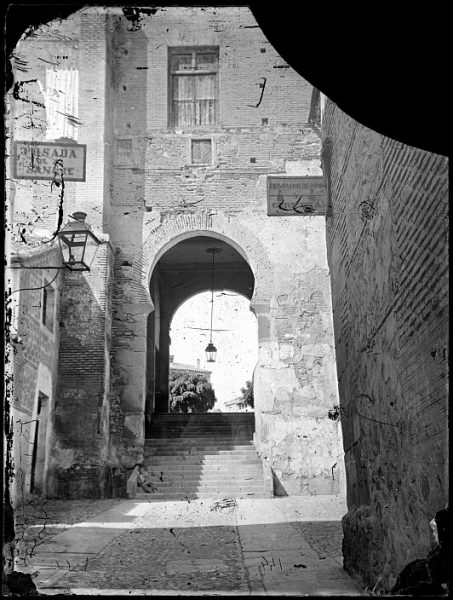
[146,234,256,422]
[131,212,274,312]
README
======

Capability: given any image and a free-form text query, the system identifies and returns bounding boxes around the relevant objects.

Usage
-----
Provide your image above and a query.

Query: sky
[169,291,258,411]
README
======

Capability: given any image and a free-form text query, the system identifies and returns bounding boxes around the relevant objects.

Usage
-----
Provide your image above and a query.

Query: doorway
[30,392,49,494]
[145,235,255,435]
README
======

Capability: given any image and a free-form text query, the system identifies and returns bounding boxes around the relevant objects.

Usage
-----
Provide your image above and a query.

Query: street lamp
[58,211,100,271]
[205,341,217,363]
[205,247,221,363]
[5,211,100,346]
[8,211,100,272]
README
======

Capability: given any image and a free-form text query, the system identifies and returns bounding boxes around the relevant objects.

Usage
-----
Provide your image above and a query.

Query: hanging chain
[209,249,215,343]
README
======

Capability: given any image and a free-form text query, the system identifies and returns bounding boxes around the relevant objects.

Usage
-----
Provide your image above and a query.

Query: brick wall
[52,241,114,498]
[7,10,117,498]
[322,99,449,589]
[75,12,110,231]
[7,247,62,500]
[109,6,319,261]
[104,6,344,498]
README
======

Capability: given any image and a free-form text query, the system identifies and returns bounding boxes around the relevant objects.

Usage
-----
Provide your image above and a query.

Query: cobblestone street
[12,495,363,595]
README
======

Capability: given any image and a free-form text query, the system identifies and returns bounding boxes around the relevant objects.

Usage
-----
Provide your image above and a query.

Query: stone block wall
[321,99,449,589]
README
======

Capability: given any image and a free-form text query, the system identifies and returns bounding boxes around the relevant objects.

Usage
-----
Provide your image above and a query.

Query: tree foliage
[239,380,254,408]
[169,372,217,414]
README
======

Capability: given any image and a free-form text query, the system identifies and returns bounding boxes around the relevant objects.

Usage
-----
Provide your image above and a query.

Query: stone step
[150,421,254,424]
[146,464,263,473]
[147,427,255,432]
[145,438,255,449]
[146,472,263,481]
[143,413,266,500]
[145,450,257,456]
[146,443,258,450]
[149,438,254,443]
[147,436,254,441]
[146,460,262,473]
[145,454,262,462]
[144,448,260,457]
[150,431,254,436]
[145,464,263,473]
[145,474,264,482]
[148,427,254,433]
[148,479,266,489]
[148,438,255,442]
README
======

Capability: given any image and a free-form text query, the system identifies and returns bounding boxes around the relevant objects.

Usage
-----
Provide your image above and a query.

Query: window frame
[42,283,56,333]
[168,46,220,129]
[190,138,213,166]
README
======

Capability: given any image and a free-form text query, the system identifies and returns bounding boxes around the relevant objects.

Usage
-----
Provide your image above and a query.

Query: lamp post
[205,247,221,363]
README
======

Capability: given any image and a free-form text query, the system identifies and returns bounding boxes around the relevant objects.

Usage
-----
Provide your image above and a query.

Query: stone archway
[113,212,274,466]
[132,212,274,313]
[146,234,257,422]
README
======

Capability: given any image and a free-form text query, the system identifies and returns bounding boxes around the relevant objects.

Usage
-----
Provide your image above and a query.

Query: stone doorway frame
[124,213,274,456]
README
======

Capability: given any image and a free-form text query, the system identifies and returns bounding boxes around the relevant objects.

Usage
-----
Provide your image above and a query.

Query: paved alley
[15,495,362,595]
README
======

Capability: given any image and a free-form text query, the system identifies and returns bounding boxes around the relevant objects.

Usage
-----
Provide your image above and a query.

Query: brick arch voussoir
[132,213,273,313]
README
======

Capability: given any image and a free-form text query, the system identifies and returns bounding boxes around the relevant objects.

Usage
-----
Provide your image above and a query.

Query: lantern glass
[205,342,217,363]
[58,229,99,271]
[83,231,100,269]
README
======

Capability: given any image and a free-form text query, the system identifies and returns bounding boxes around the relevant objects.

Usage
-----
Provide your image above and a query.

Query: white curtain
[172,73,216,126]
[45,69,79,140]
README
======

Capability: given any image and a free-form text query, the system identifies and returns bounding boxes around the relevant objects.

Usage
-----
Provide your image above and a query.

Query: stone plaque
[13,141,87,181]
[267,176,327,216]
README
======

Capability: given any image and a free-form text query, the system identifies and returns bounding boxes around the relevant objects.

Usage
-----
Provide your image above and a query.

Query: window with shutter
[169,47,219,127]
[191,139,212,165]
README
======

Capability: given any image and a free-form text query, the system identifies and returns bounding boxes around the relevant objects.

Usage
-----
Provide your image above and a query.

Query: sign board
[267,176,327,216]
[13,141,87,182]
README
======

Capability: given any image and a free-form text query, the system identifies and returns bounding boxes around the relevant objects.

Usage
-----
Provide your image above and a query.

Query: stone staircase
[138,413,271,500]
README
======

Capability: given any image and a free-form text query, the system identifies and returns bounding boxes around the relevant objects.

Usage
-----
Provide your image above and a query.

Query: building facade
[7,6,344,502]
[169,357,212,383]
[5,5,448,592]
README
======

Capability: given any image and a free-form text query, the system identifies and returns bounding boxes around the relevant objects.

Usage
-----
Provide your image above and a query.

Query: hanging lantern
[58,211,100,271]
[205,247,221,363]
[205,341,217,363]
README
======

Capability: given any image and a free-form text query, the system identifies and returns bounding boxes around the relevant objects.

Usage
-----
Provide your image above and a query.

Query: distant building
[169,356,211,383]
[224,397,252,412]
